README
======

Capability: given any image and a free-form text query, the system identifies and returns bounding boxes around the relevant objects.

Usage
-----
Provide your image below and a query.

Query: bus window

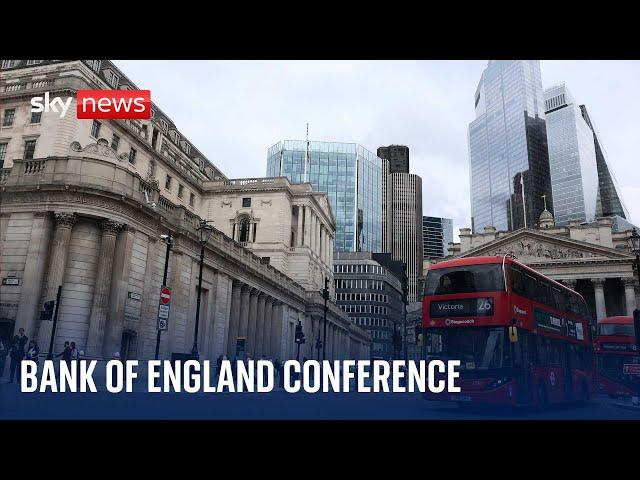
[424,264,505,296]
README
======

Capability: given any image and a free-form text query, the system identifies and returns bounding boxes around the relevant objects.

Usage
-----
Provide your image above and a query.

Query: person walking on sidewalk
[8,336,24,384]
[25,340,40,367]
[0,338,7,378]
[56,341,72,365]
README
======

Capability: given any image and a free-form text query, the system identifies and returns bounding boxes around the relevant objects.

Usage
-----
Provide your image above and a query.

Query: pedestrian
[17,328,28,357]
[8,335,24,383]
[56,341,72,365]
[0,337,6,378]
[216,354,223,377]
[71,342,80,362]
[25,340,40,366]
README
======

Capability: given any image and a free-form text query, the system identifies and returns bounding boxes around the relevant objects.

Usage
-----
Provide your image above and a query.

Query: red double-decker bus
[594,316,640,398]
[422,256,593,407]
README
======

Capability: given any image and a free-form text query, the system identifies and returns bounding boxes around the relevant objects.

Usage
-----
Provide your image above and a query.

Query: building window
[0,142,7,168]
[91,120,101,139]
[151,129,159,149]
[148,160,156,179]
[238,217,251,243]
[86,60,101,73]
[189,193,195,207]
[3,109,16,127]
[1,60,18,69]
[106,70,119,88]
[159,119,168,133]
[111,133,120,151]
[177,184,184,198]
[26,60,43,66]
[242,197,251,208]
[30,111,42,124]
[23,139,37,160]
[165,175,172,190]
[128,147,137,165]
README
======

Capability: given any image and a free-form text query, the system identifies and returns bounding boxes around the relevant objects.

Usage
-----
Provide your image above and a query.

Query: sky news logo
[30,90,151,120]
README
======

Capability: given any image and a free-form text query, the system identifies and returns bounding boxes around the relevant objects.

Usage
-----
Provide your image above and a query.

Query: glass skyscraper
[579,105,630,220]
[267,140,384,253]
[422,216,453,259]
[468,60,553,233]
[544,84,599,226]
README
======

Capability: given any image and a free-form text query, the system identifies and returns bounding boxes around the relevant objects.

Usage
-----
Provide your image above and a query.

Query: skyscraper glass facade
[544,84,599,226]
[579,105,630,220]
[468,60,553,233]
[422,216,453,258]
[267,140,383,253]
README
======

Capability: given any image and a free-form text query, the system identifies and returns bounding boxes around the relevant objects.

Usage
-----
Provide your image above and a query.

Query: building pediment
[459,228,633,264]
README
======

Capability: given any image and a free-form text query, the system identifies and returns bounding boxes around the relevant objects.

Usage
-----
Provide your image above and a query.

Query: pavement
[2,376,640,419]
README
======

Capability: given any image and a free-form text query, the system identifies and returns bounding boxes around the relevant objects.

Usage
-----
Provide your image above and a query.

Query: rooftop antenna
[305,122,310,183]
[542,193,548,211]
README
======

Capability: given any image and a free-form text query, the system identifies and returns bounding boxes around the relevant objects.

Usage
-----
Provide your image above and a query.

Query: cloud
[114,60,639,239]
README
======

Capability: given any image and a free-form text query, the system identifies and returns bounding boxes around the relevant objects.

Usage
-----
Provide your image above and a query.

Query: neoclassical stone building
[447,212,639,323]
[0,59,370,363]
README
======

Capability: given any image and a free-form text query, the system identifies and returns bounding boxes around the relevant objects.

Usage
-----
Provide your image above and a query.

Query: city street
[1,380,639,420]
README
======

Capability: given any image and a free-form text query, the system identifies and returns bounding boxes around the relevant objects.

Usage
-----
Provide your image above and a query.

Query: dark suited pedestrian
[8,336,24,383]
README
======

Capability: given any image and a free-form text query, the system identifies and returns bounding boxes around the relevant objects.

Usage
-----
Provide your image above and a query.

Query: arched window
[238,216,251,243]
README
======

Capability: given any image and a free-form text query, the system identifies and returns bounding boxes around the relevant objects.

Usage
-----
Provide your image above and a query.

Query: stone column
[37,212,76,348]
[226,280,243,357]
[246,289,260,358]
[316,218,321,257]
[309,210,315,252]
[103,226,135,361]
[297,206,304,247]
[16,211,52,339]
[210,272,232,360]
[262,297,274,358]
[592,278,607,321]
[318,225,323,261]
[304,206,311,247]
[238,284,251,344]
[85,219,122,358]
[250,292,267,359]
[624,278,638,315]
[270,302,283,360]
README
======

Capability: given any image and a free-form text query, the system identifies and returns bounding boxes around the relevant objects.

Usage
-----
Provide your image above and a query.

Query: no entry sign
[157,285,171,331]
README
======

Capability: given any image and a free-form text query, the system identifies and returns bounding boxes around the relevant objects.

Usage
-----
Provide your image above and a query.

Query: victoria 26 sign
[157,286,171,331]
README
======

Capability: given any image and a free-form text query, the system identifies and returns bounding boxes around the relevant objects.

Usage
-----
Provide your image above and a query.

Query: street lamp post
[192,219,214,360]
[402,263,408,364]
[322,276,329,362]
[627,228,640,407]
[155,232,173,360]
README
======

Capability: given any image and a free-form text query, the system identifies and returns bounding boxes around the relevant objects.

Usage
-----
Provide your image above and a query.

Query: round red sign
[160,287,171,304]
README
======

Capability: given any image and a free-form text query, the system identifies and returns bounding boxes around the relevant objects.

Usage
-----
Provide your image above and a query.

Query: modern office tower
[422,216,454,259]
[543,84,599,226]
[267,140,384,253]
[579,105,630,220]
[468,60,553,233]
[377,145,409,173]
[386,173,423,303]
[334,252,404,360]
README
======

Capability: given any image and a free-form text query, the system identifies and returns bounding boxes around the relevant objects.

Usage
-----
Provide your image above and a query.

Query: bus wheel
[536,382,548,409]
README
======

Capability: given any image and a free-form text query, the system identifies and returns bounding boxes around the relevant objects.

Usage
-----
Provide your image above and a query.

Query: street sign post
[157,286,171,331]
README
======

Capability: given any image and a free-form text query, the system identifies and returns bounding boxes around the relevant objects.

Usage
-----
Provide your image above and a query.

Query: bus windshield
[427,327,509,370]
[597,324,635,337]
[424,264,505,296]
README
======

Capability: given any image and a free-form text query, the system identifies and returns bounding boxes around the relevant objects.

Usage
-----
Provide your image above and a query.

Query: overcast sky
[115,60,640,240]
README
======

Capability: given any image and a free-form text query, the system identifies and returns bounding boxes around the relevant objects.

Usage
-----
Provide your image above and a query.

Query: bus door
[514,330,533,404]
[563,344,573,401]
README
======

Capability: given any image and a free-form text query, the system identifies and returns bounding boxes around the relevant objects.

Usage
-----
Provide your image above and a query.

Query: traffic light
[634,309,640,350]
[40,300,55,321]
[295,320,306,344]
